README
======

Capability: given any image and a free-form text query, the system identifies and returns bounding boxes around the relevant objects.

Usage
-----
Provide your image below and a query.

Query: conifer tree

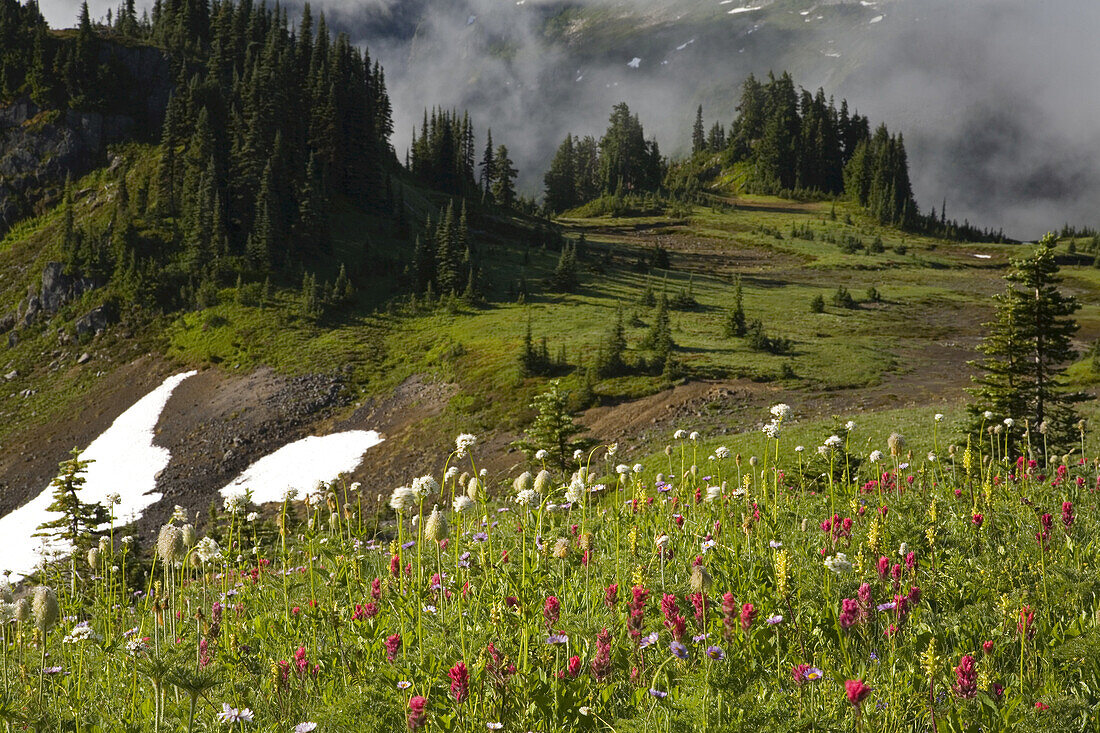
[549,243,579,293]
[543,134,577,213]
[479,129,495,199]
[691,105,706,155]
[967,234,1088,449]
[35,448,107,554]
[724,274,747,337]
[513,380,584,471]
[648,292,673,366]
[491,145,517,208]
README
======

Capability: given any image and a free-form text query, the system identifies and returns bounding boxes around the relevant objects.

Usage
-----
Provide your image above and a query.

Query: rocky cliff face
[0,42,171,240]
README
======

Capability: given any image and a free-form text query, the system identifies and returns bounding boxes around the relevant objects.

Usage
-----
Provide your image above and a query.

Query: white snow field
[219,431,384,505]
[0,371,197,579]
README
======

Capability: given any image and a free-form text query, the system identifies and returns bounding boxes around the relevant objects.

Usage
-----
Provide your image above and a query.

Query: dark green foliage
[549,243,580,293]
[35,448,107,553]
[724,275,747,337]
[691,105,706,155]
[967,234,1089,449]
[643,292,674,366]
[544,104,662,211]
[832,286,856,309]
[599,103,664,194]
[512,380,584,471]
[414,201,476,298]
[746,319,791,355]
[491,145,518,209]
[544,133,578,213]
[518,321,569,378]
[596,306,629,378]
[410,109,476,197]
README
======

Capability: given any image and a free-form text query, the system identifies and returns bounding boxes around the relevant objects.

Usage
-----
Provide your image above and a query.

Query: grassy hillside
[4,141,1100,478]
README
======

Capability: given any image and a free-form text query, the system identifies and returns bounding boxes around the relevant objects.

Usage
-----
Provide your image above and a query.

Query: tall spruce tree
[491,145,517,208]
[967,234,1088,450]
[513,380,584,471]
[724,274,747,337]
[691,105,706,155]
[35,448,107,554]
[543,133,577,213]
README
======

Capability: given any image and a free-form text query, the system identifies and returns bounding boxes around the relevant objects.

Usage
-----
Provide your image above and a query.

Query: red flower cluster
[627,587,649,640]
[845,679,872,707]
[721,593,738,639]
[384,633,402,662]
[591,628,612,682]
[1062,501,1075,529]
[449,661,469,703]
[353,602,378,621]
[740,603,756,632]
[661,594,687,641]
[544,596,560,627]
[953,654,977,699]
[407,696,427,730]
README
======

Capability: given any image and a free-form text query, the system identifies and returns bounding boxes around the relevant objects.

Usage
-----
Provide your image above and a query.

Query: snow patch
[869,14,884,23]
[676,39,695,51]
[0,371,197,580]
[728,6,763,14]
[627,57,642,68]
[220,431,385,505]
[972,254,992,260]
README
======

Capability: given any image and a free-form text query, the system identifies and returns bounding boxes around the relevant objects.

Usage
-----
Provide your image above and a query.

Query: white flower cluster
[63,623,101,645]
[565,477,585,505]
[223,492,248,516]
[762,420,781,439]
[823,435,843,450]
[535,449,549,461]
[674,429,686,440]
[455,433,477,457]
[770,403,793,421]
[453,495,475,514]
[869,450,884,463]
[389,486,418,514]
[411,475,439,499]
[515,489,540,507]
[195,537,222,563]
[824,553,853,575]
[126,637,149,656]
[715,446,730,459]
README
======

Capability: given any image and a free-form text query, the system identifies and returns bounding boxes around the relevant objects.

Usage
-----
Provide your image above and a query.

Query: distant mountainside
[305,0,1096,239]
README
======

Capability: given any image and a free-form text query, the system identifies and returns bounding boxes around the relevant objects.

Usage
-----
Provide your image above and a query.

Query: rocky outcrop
[11,262,101,330]
[0,42,171,239]
[74,304,116,339]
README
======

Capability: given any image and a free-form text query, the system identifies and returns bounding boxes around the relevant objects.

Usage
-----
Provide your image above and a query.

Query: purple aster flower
[472,533,488,543]
[706,645,726,660]
[401,540,416,549]
[545,634,569,645]
[877,602,896,612]
[692,633,708,644]
[670,641,688,659]
[648,689,668,698]
[639,632,659,649]
[804,667,823,681]
[766,615,784,625]
[295,724,318,733]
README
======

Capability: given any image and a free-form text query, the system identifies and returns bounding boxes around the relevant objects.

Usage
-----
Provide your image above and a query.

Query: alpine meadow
[5,1,1100,731]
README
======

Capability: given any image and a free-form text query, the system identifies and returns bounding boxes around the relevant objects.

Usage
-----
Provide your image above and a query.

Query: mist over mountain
[46,0,1100,239]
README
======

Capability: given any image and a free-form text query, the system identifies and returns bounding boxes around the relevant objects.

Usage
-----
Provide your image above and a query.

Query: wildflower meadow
[3,408,1100,732]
